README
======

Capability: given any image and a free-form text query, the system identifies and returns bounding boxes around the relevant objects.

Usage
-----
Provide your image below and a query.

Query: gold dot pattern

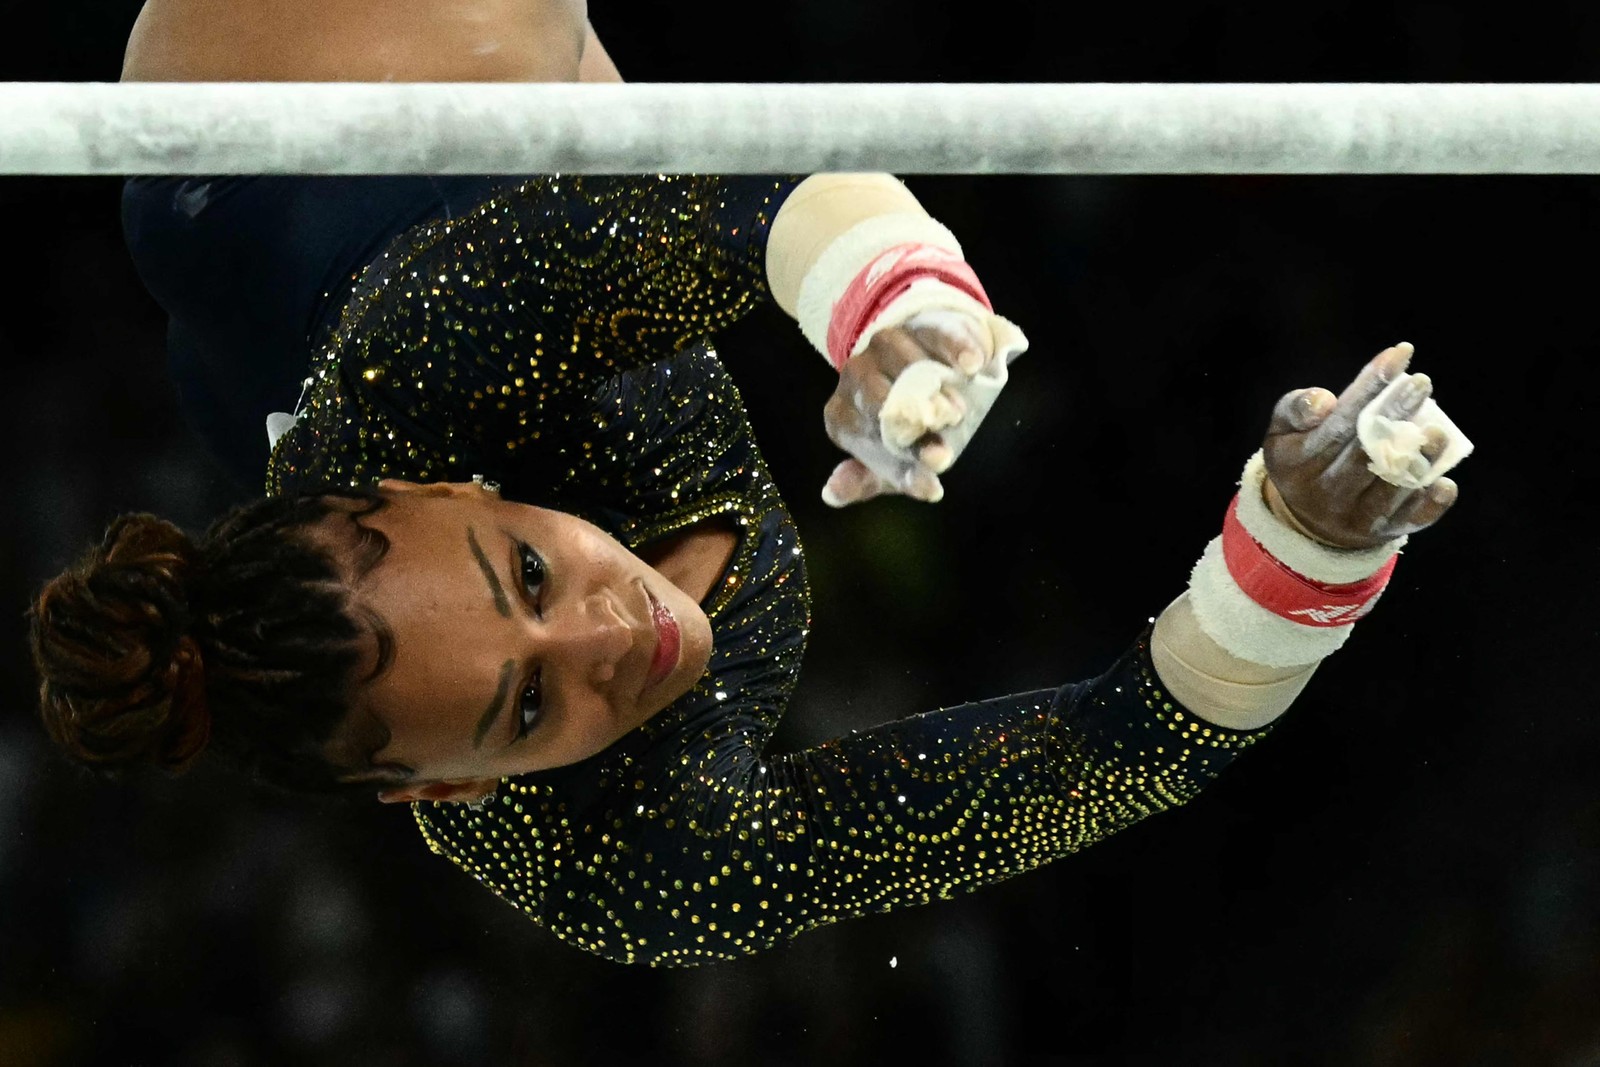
[263,174,1270,967]
[267,175,796,498]
[416,627,1267,967]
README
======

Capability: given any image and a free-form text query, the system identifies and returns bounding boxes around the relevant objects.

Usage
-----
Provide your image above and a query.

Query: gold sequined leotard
[131,173,1270,967]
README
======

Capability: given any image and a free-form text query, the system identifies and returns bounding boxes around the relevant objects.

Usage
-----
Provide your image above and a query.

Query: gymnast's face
[325,480,714,803]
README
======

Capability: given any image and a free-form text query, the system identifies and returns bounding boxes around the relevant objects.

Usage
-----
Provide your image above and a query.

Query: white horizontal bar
[3,82,1599,175]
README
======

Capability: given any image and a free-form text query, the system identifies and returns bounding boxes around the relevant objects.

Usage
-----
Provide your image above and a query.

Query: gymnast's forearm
[632,630,1270,965]
[408,621,1263,967]
[1147,475,1334,732]
[1150,593,1318,732]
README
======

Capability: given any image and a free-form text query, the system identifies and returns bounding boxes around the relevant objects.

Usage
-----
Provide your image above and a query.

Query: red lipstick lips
[645,589,681,688]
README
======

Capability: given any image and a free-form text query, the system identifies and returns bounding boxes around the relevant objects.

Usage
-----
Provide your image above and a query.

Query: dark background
[3,2,1598,1065]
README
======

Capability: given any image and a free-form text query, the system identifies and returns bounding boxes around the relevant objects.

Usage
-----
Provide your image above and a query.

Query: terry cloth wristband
[796,213,996,370]
[1219,496,1397,625]
[1187,450,1408,667]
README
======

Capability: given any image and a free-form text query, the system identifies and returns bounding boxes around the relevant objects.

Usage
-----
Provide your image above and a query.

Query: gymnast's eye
[516,543,547,738]
[518,674,543,738]
[519,543,546,613]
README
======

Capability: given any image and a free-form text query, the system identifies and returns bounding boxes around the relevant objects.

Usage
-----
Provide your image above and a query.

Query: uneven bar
[3,82,1598,175]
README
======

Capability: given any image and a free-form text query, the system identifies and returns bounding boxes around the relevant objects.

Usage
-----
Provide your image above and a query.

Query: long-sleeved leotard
[125,173,1271,967]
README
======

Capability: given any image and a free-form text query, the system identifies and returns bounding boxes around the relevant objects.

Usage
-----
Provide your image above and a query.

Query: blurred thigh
[121,0,588,83]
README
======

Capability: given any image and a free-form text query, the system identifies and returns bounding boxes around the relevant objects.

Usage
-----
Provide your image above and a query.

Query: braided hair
[29,489,397,795]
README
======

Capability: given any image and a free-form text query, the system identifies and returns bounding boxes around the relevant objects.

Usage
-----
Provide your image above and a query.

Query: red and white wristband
[795,214,1005,371]
[1187,450,1408,667]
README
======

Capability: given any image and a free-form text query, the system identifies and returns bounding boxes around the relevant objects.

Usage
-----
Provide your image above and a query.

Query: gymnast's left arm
[414,623,1254,967]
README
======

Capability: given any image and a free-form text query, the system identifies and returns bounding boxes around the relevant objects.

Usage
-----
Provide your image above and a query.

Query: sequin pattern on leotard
[264,174,1271,967]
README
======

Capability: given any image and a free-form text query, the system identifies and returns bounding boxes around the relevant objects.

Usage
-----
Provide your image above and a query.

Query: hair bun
[30,513,212,773]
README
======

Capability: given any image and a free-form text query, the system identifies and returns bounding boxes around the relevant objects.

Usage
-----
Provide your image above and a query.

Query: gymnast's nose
[545,591,631,687]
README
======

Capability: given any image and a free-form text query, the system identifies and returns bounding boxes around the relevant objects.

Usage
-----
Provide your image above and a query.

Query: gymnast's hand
[1261,342,1462,550]
[821,308,1028,506]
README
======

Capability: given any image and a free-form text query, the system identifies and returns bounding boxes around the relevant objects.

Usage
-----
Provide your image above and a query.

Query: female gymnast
[29,0,1467,966]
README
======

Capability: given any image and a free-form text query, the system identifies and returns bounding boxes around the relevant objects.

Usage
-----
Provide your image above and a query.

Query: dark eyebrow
[467,526,510,618]
[474,658,516,749]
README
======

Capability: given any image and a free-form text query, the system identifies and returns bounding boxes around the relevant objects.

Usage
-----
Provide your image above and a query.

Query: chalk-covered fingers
[821,308,1029,507]
[874,310,1027,470]
[898,307,991,375]
[847,322,972,467]
[1368,422,1459,538]
[1298,342,1415,460]
[1262,343,1463,549]
[822,379,947,506]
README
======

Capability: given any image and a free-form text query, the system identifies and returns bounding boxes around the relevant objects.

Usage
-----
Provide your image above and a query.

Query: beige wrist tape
[1150,593,1319,731]
[765,173,934,319]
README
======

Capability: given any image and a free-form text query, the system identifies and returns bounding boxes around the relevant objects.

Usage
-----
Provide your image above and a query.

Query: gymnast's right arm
[277,171,1018,499]
[412,344,1466,966]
